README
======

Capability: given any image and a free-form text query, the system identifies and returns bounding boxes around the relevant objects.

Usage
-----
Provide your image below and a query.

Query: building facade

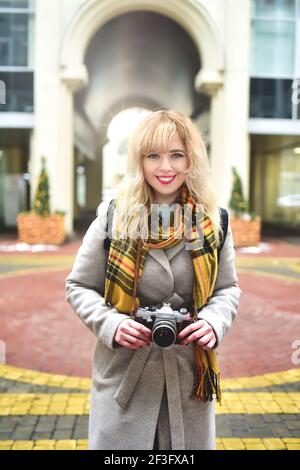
[0,0,299,235]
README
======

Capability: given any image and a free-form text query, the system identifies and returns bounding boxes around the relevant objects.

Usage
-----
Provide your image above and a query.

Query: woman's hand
[177,319,217,351]
[114,319,152,350]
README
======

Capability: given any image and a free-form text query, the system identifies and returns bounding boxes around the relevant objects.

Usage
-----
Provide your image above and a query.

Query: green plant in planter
[17,157,66,245]
[33,156,50,216]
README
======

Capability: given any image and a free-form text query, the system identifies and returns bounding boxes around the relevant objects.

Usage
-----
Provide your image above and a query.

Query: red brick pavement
[218,272,300,377]
[0,254,299,378]
[0,270,96,377]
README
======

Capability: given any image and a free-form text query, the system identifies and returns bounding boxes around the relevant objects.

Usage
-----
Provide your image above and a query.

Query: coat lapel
[147,240,185,278]
[165,239,185,261]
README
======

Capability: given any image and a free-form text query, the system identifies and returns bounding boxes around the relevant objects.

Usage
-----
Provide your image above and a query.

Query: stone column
[196,0,251,208]
[32,0,88,236]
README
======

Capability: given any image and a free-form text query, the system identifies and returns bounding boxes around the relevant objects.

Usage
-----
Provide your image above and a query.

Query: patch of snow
[236,243,272,254]
[0,243,59,252]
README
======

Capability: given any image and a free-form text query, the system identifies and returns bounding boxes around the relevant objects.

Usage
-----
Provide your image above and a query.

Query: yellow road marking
[223,368,300,389]
[0,365,299,391]
[0,266,71,280]
[0,438,299,450]
[0,393,89,415]
[0,392,299,415]
[237,268,300,284]
[236,257,300,267]
[0,255,73,265]
[0,365,90,390]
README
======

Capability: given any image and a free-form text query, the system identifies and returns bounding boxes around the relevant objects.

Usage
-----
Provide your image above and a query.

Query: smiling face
[142,131,188,206]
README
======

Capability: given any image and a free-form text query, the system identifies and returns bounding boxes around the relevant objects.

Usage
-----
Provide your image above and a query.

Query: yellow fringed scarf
[104,184,221,403]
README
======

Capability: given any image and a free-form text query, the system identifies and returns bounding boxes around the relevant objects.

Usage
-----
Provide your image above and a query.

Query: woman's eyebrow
[144,149,185,155]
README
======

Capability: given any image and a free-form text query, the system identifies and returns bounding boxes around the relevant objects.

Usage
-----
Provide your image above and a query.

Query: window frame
[0,2,35,70]
[251,0,300,120]
[251,0,299,79]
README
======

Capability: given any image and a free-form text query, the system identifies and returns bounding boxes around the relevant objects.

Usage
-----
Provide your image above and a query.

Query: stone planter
[230,217,261,248]
[17,212,66,245]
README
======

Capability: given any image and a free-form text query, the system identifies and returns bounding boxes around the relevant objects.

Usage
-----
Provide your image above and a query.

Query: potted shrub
[17,157,66,245]
[229,167,261,247]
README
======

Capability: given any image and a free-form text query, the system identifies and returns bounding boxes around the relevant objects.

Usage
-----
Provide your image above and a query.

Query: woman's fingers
[201,338,217,351]
[115,319,152,349]
[177,320,209,341]
[196,333,214,347]
[123,323,151,342]
[120,333,150,349]
[115,318,217,350]
[178,319,216,350]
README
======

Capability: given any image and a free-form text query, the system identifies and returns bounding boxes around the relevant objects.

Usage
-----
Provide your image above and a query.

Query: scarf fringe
[191,361,222,405]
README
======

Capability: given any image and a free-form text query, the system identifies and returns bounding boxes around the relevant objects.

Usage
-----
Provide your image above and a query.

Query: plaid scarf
[104,184,221,403]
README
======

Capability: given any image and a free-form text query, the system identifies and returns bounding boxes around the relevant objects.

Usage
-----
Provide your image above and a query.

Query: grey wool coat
[65,201,242,450]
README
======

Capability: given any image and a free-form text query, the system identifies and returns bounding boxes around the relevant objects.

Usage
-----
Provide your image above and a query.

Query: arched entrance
[58,0,225,234]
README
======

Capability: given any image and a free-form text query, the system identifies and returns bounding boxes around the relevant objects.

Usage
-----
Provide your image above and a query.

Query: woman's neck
[153,191,179,206]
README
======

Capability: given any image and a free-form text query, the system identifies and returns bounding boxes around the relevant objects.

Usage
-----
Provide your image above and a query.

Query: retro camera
[135,302,193,348]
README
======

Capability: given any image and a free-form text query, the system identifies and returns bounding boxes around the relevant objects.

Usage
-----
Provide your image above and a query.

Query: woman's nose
[158,157,173,171]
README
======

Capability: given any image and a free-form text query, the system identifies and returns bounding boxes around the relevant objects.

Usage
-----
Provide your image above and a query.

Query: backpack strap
[218,207,228,262]
[104,200,229,262]
[103,198,116,251]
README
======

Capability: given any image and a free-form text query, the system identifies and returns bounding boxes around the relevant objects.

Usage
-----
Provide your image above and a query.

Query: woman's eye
[145,153,184,159]
[146,154,159,159]
[172,153,184,158]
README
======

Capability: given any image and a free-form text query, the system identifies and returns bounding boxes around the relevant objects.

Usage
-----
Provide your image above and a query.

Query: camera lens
[152,320,176,348]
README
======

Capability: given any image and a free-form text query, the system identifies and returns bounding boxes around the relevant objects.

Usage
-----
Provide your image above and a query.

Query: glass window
[264,148,300,228]
[0,1,28,8]
[250,78,293,118]
[251,0,296,19]
[0,71,33,112]
[251,19,295,76]
[0,12,31,66]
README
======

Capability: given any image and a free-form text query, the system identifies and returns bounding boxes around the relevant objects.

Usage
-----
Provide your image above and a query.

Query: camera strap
[131,237,143,318]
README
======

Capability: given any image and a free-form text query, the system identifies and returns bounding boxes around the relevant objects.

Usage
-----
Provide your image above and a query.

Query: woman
[65,109,241,450]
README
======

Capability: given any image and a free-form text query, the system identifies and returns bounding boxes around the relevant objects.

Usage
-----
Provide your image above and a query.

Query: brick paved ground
[0,234,299,450]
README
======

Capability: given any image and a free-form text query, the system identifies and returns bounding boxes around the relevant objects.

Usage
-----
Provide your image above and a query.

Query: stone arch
[97,94,163,144]
[60,0,225,95]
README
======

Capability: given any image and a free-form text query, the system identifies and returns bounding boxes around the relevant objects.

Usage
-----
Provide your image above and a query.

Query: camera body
[134,302,193,348]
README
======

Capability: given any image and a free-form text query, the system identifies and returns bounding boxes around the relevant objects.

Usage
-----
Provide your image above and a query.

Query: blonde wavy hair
[113,109,222,245]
